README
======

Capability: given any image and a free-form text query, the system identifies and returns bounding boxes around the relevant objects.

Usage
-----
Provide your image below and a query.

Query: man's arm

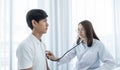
[21,67,32,70]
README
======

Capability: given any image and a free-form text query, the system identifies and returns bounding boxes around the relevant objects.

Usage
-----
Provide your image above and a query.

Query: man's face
[33,18,49,34]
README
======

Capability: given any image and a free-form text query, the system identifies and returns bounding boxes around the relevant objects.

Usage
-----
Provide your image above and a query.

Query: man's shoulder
[17,36,33,50]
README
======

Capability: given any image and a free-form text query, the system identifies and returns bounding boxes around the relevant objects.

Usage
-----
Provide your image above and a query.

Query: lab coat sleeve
[95,42,116,70]
[58,46,76,65]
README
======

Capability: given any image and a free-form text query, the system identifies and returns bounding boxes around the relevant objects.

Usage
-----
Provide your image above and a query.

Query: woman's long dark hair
[76,20,99,47]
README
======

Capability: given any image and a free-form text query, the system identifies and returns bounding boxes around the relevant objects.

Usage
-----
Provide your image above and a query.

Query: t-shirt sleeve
[16,43,34,69]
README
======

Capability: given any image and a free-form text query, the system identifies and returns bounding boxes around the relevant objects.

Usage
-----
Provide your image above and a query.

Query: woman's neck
[82,37,87,44]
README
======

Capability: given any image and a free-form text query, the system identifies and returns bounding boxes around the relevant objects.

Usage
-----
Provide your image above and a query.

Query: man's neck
[32,31,42,41]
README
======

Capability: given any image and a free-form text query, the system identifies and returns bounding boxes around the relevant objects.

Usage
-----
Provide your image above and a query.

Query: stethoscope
[52,42,80,61]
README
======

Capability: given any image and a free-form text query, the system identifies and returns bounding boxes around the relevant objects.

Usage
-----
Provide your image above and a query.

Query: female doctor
[46,20,116,70]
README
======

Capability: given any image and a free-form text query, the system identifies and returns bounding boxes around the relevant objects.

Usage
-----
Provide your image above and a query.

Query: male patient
[16,9,49,70]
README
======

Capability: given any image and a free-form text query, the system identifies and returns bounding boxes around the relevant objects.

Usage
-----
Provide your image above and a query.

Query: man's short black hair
[26,9,48,30]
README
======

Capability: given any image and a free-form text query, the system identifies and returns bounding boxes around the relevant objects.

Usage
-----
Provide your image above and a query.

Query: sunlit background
[0,0,120,70]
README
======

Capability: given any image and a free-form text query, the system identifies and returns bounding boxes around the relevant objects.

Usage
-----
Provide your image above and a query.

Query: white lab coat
[58,39,116,70]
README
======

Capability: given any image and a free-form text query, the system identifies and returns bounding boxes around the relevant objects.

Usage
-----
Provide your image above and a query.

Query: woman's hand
[46,50,60,61]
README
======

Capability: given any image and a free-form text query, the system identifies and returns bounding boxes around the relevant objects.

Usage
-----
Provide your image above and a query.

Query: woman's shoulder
[93,39,103,44]
[93,39,105,49]
[93,39,107,51]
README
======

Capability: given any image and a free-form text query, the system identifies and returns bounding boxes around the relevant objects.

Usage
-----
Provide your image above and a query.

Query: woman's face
[78,24,86,39]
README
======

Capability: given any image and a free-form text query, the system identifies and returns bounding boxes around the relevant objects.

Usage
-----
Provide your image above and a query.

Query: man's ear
[32,20,37,27]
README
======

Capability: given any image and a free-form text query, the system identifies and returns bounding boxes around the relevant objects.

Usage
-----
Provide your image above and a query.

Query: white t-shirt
[16,34,47,70]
